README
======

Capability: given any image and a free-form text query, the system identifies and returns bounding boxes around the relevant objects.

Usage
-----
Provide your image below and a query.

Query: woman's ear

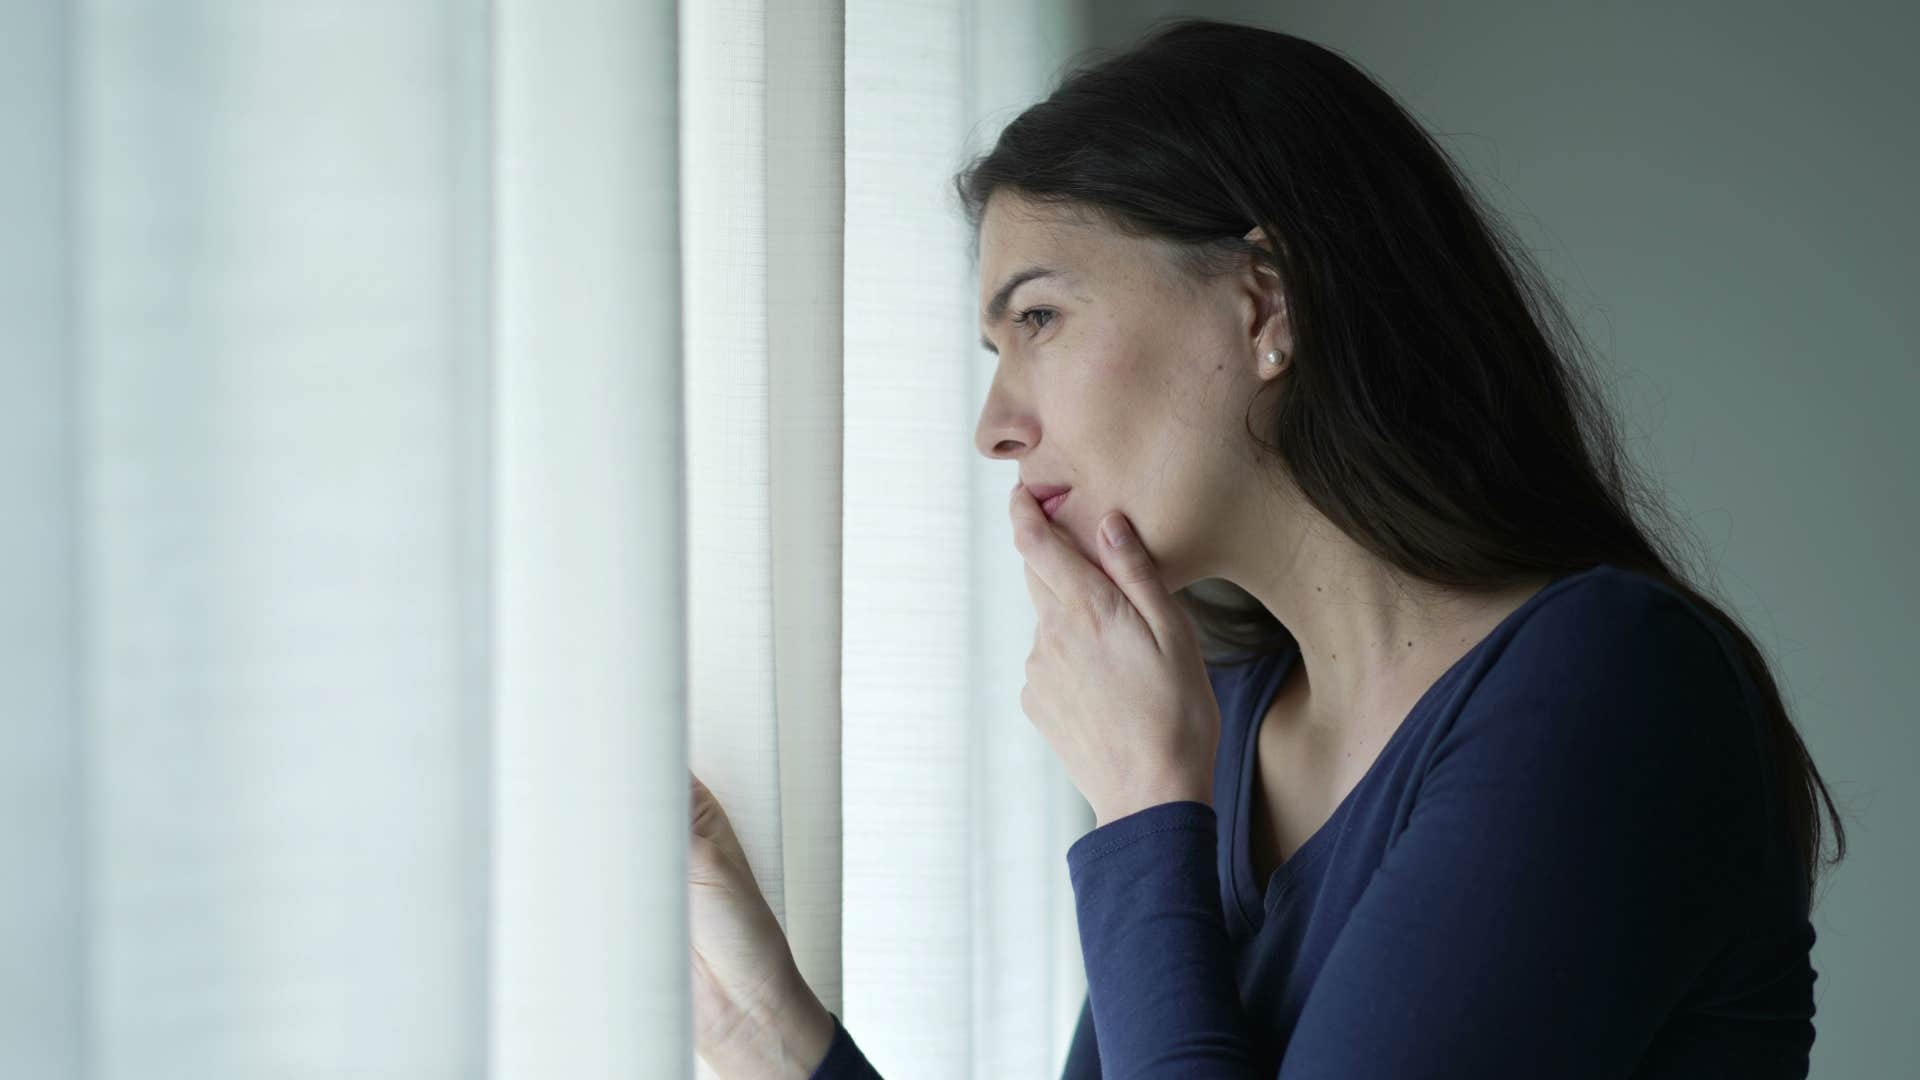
[1241,225,1292,366]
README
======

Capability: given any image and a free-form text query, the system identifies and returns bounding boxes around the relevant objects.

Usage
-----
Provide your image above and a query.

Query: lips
[1022,482,1072,521]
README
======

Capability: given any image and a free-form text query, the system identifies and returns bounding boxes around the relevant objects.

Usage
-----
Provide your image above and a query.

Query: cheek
[1130,450,1214,549]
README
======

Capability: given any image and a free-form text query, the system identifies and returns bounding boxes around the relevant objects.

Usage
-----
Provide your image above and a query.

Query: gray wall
[1082,2,1917,1075]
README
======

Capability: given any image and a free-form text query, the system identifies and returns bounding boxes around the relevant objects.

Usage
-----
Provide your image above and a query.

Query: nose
[973,386,1038,461]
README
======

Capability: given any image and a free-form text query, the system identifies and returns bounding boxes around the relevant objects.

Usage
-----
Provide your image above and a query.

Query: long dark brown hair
[953,17,1845,907]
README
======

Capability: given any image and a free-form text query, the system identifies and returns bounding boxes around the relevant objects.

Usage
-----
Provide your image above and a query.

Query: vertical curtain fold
[1,0,82,1075]
[764,0,850,1019]
[679,15,804,1080]
[839,2,1090,1075]
[840,0,980,1069]
[20,2,498,1074]
[492,0,686,1076]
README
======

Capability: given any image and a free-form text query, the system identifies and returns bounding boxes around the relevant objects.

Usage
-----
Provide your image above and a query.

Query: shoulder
[1471,564,1752,714]
[1439,564,1766,811]
[1421,565,1783,909]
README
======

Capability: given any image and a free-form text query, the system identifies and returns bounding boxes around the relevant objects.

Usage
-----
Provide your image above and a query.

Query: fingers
[690,770,715,819]
[1009,481,1113,612]
[1023,563,1049,617]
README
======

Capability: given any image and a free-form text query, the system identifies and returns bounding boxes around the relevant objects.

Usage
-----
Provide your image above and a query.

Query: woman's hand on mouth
[1008,481,1219,827]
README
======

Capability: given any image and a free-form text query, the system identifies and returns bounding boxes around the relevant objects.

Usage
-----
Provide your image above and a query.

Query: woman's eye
[1011,307,1056,335]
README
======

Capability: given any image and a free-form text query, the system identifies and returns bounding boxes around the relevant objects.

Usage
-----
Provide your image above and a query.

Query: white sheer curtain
[2,1,1089,1077]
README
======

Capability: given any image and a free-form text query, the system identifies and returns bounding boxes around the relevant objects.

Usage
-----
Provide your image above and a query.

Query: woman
[689,17,1846,1079]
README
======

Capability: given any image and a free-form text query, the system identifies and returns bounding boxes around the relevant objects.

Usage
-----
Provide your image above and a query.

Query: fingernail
[1102,513,1133,548]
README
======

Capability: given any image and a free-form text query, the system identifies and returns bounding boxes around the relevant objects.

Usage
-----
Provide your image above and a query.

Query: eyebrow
[978,266,1066,354]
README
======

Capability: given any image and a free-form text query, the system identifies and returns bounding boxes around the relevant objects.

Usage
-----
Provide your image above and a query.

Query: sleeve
[805,1012,883,1080]
[1065,798,1257,1072]
[1273,586,1772,1078]
[1055,655,1266,1074]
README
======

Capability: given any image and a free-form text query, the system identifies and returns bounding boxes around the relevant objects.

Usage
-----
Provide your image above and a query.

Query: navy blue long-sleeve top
[807,563,1818,1077]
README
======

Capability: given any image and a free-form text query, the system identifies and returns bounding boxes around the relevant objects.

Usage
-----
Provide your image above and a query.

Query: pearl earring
[1264,350,1281,366]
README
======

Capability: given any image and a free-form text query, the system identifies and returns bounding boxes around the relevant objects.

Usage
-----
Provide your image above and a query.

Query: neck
[1222,501,1554,729]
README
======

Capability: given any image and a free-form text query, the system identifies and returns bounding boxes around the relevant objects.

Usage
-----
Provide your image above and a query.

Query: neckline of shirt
[1226,562,1619,931]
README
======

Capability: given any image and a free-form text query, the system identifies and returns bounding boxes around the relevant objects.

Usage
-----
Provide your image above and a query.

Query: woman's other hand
[689,771,836,1078]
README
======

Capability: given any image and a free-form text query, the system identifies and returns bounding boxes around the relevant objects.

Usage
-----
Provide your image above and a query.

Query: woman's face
[973,191,1289,592]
